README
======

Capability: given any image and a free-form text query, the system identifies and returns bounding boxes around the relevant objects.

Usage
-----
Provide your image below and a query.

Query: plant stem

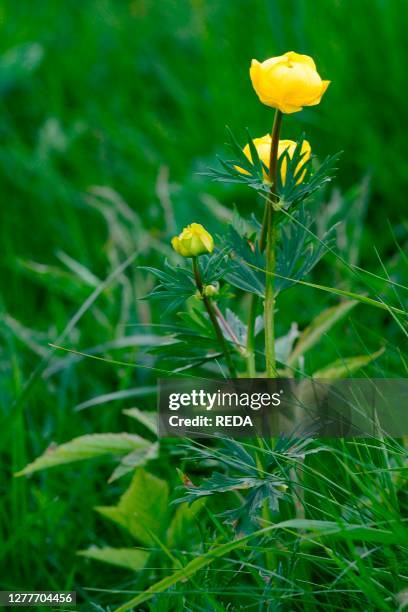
[192,257,237,378]
[264,109,282,378]
[246,294,257,377]
[212,303,246,355]
[260,109,282,252]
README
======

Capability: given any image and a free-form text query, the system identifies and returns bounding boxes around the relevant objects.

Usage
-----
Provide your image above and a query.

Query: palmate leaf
[276,206,337,291]
[224,225,266,297]
[275,142,341,210]
[147,309,225,372]
[203,127,341,211]
[223,207,336,296]
[175,436,304,530]
[141,250,232,315]
[202,127,267,190]
[176,471,288,529]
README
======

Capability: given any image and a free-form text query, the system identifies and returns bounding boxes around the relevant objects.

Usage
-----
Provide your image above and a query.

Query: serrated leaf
[287,301,358,367]
[77,546,149,571]
[15,433,151,476]
[312,348,384,379]
[96,468,169,546]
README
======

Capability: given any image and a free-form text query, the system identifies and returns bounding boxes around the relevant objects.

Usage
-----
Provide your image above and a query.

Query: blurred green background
[0,0,407,602]
[2,0,408,323]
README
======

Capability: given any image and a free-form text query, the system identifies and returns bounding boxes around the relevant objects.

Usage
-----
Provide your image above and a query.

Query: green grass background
[0,0,407,607]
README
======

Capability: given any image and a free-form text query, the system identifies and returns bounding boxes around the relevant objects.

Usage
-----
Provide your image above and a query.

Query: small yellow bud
[171,223,214,258]
[238,136,311,185]
[250,51,330,114]
[276,484,288,492]
[203,284,218,297]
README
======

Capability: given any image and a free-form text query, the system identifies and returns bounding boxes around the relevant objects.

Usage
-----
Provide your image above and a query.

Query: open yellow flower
[171,223,214,257]
[250,51,330,114]
[239,135,311,184]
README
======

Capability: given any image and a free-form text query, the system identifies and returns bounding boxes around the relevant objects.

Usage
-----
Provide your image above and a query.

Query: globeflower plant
[115,50,389,612]
[148,50,339,379]
[17,48,396,612]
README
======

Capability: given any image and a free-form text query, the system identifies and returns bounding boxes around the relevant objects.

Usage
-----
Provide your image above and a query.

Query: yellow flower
[250,51,330,114]
[239,135,311,184]
[171,223,214,257]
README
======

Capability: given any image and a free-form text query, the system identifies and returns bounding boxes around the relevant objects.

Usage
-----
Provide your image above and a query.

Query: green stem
[192,257,237,378]
[265,217,278,377]
[246,294,257,377]
[213,303,246,355]
[264,109,282,378]
[260,109,282,252]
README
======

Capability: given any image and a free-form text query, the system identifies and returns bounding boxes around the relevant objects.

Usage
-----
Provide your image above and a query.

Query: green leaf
[122,408,158,435]
[108,442,159,483]
[142,251,232,315]
[77,546,149,571]
[203,128,341,211]
[312,347,385,378]
[15,433,151,476]
[96,468,169,546]
[276,144,341,210]
[287,300,358,367]
[223,207,336,297]
[166,499,205,549]
[114,518,400,611]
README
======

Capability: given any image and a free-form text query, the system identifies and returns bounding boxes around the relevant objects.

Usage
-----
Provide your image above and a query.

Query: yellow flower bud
[171,223,214,258]
[250,51,330,114]
[203,283,218,297]
[239,136,311,185]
